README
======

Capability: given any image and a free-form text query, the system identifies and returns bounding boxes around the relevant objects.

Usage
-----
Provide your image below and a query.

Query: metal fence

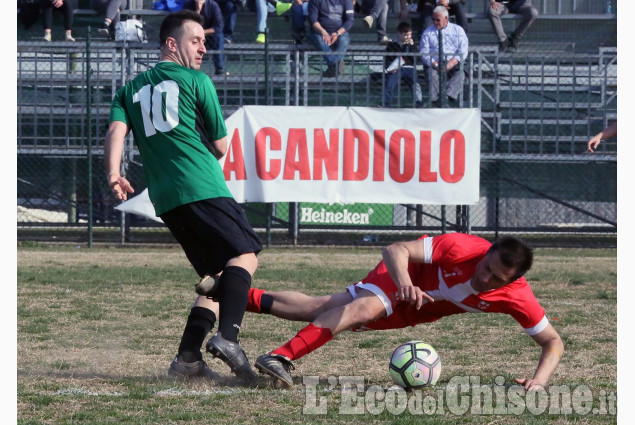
[16,40,617,247]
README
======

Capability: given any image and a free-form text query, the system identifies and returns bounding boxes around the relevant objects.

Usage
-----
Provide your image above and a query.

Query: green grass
[17,246,617,424]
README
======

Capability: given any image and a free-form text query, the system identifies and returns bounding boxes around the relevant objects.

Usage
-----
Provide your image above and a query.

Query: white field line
[46,387,265,397]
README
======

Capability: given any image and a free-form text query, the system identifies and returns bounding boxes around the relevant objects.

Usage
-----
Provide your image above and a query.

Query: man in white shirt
[419,5,468,106]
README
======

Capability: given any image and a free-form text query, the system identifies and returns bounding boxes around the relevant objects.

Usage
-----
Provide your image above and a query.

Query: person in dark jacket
[384,21,423,108]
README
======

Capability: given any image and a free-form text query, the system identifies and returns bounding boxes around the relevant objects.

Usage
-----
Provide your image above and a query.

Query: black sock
[217,266,252,343]
[177,306,216,362]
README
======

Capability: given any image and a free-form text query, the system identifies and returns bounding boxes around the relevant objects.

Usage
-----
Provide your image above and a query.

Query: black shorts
[160,197,263,277]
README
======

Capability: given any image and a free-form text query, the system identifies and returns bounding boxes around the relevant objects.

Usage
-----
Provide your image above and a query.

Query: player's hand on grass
[514,377,545,391]
[587,133,602,152]
[396,285,434,310]
[109,176,135,201]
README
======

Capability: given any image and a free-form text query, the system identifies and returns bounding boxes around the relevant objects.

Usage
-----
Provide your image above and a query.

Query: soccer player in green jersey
[104,10,262,382]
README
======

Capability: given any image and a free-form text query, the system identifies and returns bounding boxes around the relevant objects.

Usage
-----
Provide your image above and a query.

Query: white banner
[116,106,481,221]
[222,106,480,204]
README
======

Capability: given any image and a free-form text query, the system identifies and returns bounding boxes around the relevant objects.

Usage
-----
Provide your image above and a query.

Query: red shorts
[346,276,443,331]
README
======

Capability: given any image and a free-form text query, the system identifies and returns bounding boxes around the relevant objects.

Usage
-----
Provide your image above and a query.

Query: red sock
[246,287,266,313]
[272,323,333,361]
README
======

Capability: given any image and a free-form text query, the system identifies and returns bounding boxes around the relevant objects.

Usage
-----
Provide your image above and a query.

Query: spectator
[587,121,617,153]
[487,0,538,52]
[414,0,467,39]
[40,0,76,42]
[186,0,227,75]
[419,5,468,106]
[92,0,128,39]
[384,22,423,108]
[255,0,293,43]
[308,0,354,77]
[216,0,242,44]
[290,0,309,44]
[361,0,408,44]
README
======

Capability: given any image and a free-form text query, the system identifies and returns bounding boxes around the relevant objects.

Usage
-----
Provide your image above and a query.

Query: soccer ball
[389,341,441,389]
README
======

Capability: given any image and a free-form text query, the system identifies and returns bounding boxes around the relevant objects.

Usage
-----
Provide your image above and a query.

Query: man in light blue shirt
[419,5,468,105]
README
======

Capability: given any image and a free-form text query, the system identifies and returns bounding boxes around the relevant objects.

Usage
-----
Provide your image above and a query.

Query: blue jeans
[256,0,268,32]
[217,0,237,41]
[206,32,225,70]
[360,0,389,38]
[309,31,350,68]
[385,67,423,107]
[291,2,308,39]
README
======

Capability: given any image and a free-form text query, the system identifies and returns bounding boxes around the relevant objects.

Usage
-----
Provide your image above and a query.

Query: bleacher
[56,0,617,52]
[17,0,617,158]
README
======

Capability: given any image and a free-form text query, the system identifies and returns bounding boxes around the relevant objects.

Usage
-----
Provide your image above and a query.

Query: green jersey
[109,61,232,216]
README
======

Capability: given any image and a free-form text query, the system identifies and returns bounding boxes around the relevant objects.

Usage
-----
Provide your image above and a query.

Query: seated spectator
[216,0,243,44]
[92,0,128,39]
[185,0,227,75]
[308,0,354,77]
[360,0,408,44]
[384,22,423,108]
[40,0,76,42]
[414,0,467,39]
[486,0,538,52]
[291,0,309,44]
[419,5,468,106]
[255,0,293,43]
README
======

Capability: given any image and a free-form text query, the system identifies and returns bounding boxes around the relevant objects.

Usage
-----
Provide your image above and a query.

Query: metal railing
[16,40,617,245]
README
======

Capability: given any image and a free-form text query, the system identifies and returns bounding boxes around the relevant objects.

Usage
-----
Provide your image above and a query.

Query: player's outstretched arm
[587,121,617,152]
[515,323,564,390]
[383,240,434,309]
[104,121,134,200]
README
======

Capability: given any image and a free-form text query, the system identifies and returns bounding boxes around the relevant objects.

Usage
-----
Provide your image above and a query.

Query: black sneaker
[507,34,518,52]
[323,66,337,78]
[168,355,220,379]
[195,274,220,299]
[206,332,258,381]
[98,22,110,38]
[255,353,295,388]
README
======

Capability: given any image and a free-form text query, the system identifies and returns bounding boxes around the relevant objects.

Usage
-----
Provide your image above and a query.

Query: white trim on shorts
[346,282,394,316]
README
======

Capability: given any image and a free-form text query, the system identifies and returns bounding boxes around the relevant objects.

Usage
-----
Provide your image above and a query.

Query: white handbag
[115,19,147,43]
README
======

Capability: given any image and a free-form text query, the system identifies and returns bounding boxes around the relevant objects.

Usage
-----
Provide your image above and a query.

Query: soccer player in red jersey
[226,233,563,389]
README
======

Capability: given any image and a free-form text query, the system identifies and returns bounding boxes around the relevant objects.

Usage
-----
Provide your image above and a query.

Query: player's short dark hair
[397,21,412,34]
[488,236,534,280]
[159,10,203,46]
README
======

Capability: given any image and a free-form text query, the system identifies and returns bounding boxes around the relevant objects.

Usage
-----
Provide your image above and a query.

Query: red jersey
[353,233,548,335]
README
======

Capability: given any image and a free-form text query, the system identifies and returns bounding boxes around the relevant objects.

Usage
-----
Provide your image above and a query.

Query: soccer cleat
[43,33,51,42]
[363,15,374,29]
[206,332,258,381]
[275,1,292,16]
[255,353,295,388]
[65,33,76,42]
[255,33,266,43]
[168,355,220,379]
[378,35,392,45]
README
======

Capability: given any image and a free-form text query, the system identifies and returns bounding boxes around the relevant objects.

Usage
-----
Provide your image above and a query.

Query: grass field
[17,244,617,424]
